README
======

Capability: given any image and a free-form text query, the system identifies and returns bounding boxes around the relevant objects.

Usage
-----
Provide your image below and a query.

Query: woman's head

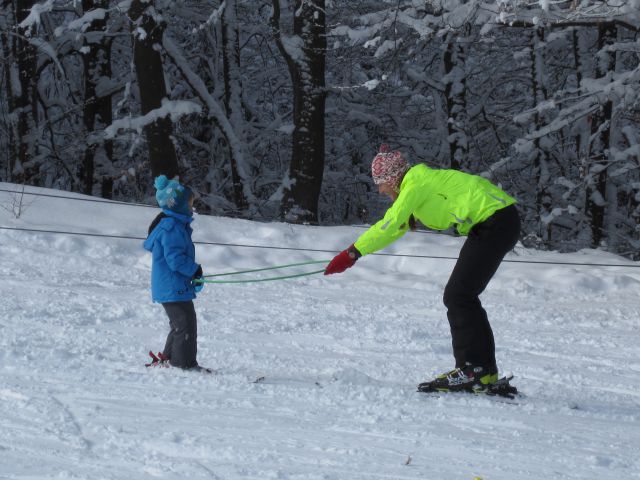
[371,144,409,199]
[154,175,194,216]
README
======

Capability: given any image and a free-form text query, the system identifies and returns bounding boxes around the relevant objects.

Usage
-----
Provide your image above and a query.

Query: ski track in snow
[1,184,640,479]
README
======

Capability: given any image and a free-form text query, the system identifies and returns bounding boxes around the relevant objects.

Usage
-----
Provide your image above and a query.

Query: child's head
[154,175,193,216]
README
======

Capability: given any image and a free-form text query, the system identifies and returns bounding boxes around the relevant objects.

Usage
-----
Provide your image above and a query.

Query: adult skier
[324,145,520,393]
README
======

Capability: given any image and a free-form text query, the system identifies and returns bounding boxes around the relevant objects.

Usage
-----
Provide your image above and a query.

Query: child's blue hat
[154,175,192,216]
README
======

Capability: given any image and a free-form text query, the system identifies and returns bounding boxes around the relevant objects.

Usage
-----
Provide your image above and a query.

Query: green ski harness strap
[194,260,330,284]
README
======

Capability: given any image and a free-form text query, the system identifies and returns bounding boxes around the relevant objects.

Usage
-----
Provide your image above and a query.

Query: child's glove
[192,265,204,293]
[324,245,361,275]
[193,265,203,278]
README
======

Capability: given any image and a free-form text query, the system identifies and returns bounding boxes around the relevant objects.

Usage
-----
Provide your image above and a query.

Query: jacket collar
[161,208,194,225]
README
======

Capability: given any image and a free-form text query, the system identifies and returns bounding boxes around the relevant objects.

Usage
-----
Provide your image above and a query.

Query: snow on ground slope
[1,183,639,480]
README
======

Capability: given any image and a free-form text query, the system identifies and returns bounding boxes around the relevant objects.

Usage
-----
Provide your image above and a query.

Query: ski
[145,350,167,368]
[144,351,213,373]
[417,374,519,400]
[252,375,325,388]
[189,365,215,374]
[485,375,519,399]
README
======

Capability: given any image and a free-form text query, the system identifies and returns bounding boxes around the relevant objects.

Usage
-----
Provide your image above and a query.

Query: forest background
[1,0,639,258]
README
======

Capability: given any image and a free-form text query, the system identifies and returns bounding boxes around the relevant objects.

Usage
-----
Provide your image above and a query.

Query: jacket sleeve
[160,227,199,278]
[354,185,422,256]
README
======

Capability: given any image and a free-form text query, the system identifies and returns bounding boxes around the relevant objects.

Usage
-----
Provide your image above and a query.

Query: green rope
[196,260,329,284]
[198,269,326,284]
[202,260,330,278]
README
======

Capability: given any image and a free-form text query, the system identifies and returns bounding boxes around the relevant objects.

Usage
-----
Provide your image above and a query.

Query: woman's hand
[324,245,361,275]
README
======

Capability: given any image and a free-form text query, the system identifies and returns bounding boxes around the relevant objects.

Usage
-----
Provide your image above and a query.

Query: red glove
[324,245,361,275]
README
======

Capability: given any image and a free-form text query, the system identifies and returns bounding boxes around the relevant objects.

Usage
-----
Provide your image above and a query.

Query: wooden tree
[0,2,13,180]
[6,0,37,183]
[221,0,248,211]
[128,0,179,179]
[529,26,552,241]
[585,22,617,248]
[271,0,326,224]
[80,0,114,197]
[442,27,470,170]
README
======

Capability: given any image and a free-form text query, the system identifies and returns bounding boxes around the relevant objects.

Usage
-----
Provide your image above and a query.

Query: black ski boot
[417,364,498,393]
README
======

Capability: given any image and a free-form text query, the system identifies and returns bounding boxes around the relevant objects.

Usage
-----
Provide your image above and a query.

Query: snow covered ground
[1,182,639,480]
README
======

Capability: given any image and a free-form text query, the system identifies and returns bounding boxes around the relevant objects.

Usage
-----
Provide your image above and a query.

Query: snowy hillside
[1,183,639,480]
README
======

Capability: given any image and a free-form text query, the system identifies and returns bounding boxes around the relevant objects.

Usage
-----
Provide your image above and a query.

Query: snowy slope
[1,183,639,480]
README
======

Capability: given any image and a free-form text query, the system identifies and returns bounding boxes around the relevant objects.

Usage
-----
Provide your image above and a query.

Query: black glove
[193,265,203,279]
[192,265,204,292]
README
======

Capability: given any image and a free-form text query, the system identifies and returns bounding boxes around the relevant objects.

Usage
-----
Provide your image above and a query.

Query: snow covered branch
[103,99,202,139]
[162,34,257,205]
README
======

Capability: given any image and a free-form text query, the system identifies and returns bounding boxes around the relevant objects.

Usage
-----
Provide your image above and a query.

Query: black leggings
[443,204,520,372]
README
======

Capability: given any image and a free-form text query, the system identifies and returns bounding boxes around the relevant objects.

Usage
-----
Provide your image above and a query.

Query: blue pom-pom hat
[154,175,193,216]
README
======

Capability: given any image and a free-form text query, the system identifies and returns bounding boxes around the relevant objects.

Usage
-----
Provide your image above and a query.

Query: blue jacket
[143,209,200,303]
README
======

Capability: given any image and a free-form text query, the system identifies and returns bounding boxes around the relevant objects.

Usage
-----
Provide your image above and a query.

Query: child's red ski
[145,351,169,368]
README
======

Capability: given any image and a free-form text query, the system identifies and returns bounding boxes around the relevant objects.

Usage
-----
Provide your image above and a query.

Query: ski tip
[416,384,435,393]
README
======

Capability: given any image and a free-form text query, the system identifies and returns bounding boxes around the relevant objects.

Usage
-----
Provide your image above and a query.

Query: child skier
[144,175,208,372]
[324,145,520,394]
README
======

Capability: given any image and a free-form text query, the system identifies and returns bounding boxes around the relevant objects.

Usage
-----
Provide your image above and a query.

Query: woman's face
[378,180,399,201]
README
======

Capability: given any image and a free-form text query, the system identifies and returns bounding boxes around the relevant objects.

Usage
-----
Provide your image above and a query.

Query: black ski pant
[162,300,198,368]
[443,204,520,372]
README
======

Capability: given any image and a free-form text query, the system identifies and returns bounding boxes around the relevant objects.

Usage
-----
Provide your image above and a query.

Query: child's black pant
[162,300,198,368]
[443,204,520,372]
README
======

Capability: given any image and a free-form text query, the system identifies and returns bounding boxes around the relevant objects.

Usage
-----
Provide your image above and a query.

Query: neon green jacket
[354,164,516,256]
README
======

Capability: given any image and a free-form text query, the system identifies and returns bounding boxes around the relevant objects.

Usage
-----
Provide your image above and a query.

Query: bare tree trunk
[80,0,114,197]
[0,5,15,180]
[572,26,586,172]
[442,28,469,170]
[221,0,248,211]
[271,0,326,224]
[530,27,552,242]
[129,0,179,180]
[585,23,617,248]
[10,0,37,183]
[570,27,594,248]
